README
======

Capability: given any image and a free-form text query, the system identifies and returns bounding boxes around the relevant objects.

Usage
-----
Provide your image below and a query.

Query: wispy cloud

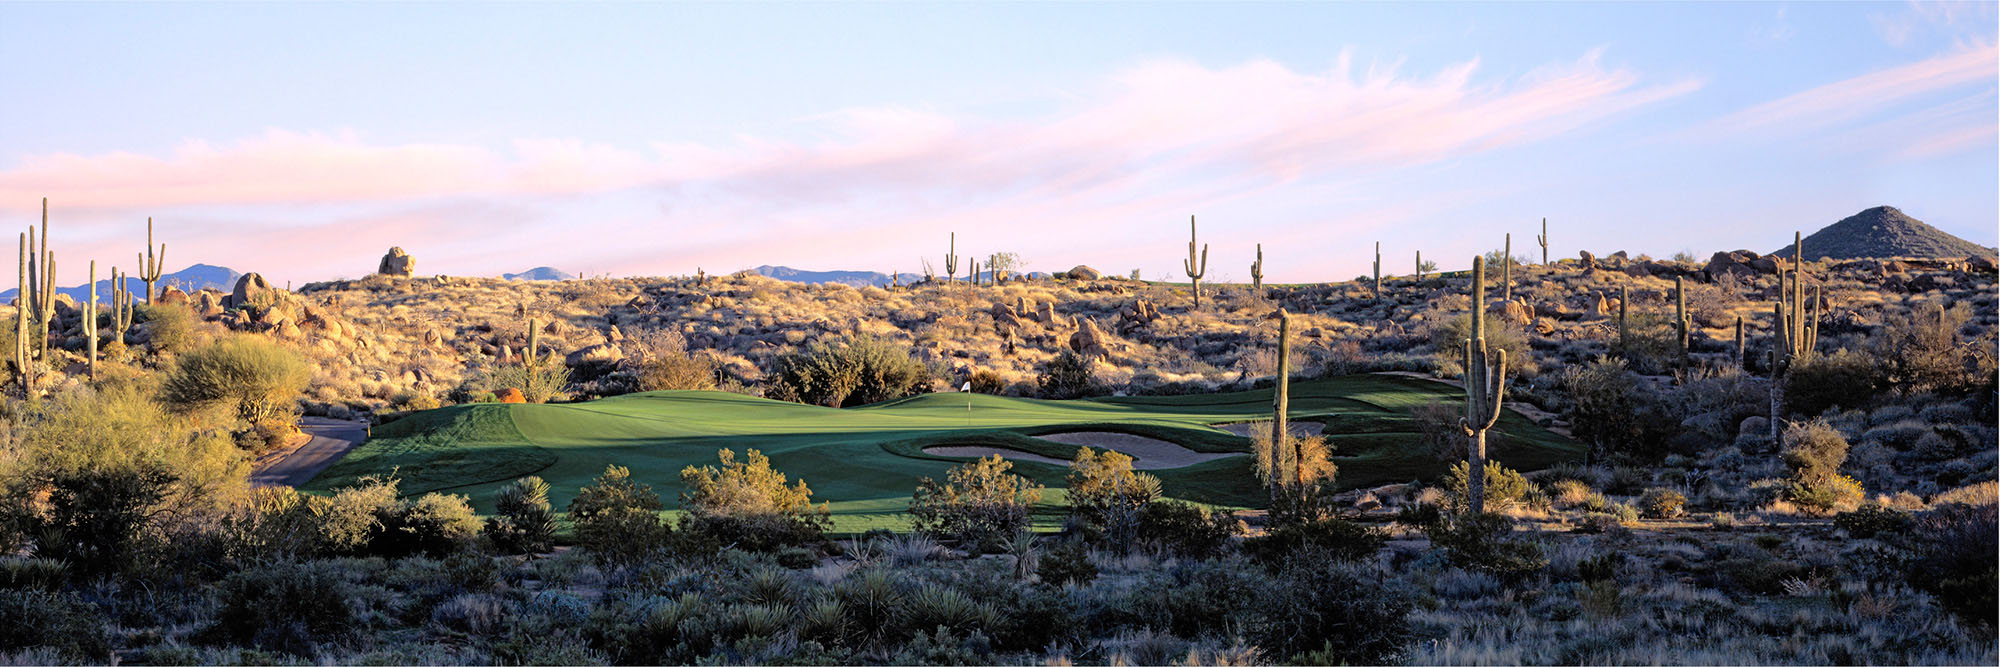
[0,51,1696,283]
[1705,43,1997,136]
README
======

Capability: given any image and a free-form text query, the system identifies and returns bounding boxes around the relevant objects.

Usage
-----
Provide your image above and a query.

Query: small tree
[160,335,309,429]
[908,454,1043,547]
[679,448,830,551]
[567,465,667,565]
[1067,447,1162,551]
[1781,419,1862,513]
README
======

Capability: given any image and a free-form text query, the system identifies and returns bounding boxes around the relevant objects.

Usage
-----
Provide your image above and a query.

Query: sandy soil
[1214,421,1326,438]
[924,431,1245,470]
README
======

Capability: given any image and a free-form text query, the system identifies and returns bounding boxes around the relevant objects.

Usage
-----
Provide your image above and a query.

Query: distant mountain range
[1,263,240,303]
[1774,206,1996,260]
[751,265,923,288]
[503,267,575,281]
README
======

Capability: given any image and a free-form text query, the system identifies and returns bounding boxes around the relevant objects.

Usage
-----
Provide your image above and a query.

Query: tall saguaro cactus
[112,267,133,340]
[1371,242,1382,300]
[87,261,98,380]
[1270,308,1293,492]
[1250,243,1264,291]
[1182,216,1207,308]
[1461,256,1508,516]
[1769,231,1820,440]
[1674,275,1690,366]
[1734,316,1745,370]
[1617,283,1630,357]
[1415,250,1425,281]
[526,318,540,366]
[14,233,26,394]
[141,217,165,303]
[35,251,53,366]
[1536,218,1549,265]
[944,233,960,284]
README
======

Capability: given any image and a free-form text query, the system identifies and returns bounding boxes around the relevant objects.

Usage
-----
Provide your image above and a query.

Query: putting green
[303,374,1580,533]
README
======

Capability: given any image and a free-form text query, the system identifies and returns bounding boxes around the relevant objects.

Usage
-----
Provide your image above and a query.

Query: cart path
[251,417,370,488]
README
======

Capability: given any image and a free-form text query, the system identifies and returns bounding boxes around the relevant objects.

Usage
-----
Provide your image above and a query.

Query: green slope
[304,374,1579,532]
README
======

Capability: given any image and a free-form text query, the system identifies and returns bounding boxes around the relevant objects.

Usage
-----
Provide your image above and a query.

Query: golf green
[303,374,1580,532]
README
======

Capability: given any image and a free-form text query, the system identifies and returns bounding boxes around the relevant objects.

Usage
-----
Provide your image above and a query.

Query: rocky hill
[503,267,575,281]
[752,265,922,288]
[1772,206,1996,260]
[0,263,239,303]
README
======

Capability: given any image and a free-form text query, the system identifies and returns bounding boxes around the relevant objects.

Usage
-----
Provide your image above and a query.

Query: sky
[0,2,1995,287]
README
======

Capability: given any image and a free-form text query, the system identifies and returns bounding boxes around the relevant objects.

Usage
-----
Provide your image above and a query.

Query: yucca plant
[799,595,853,646]
[836,569,906,647]
[905,584,984,634]
[743,565,799,607]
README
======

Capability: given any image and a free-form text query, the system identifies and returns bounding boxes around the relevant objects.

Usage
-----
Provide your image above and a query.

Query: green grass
[304,374,1579,533]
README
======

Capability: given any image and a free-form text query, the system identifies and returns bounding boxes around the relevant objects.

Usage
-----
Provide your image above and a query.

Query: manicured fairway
[304,374,1580,533]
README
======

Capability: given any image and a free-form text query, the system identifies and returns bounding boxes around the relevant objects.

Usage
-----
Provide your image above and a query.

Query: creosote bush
[1036,350,1095,399]
[765,334,933,407]
[1442,460,1534,512]
[1066,447,1162,550]
[678,448,830,552]
[567,465,668,566]
[1780,419,1863,513]
[908,454,1043,548]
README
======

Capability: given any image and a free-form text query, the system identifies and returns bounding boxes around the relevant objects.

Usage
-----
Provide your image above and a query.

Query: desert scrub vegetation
[765,334,935,406]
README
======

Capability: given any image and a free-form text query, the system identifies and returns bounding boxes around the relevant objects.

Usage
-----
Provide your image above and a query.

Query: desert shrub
[1784,348,1884,416]
[631,331,718,391]
[1247,513,1385,565]
[567,465,668,566]
[1878,302,1986,394]
[678,448,829,552]
[27,465,176,578]
[1252,559,1415,664]
[1135,500,1237,558]
[967,369,1007,394]
[487,476,558,554]
[1036,350,1095,399]
[160,335,309,428]
[0,559,68,591]
[1412,399,1463,461]
[1907,501,1998,627]
[135,302,198,354]
[1561,357,1674,460]
[431,592,518,636]
[208,560,358,656]
[1834,503,1913,538]
[1441,460,1533,512]
[1781,419,1863,513]
[1249,426,1336,490]
[1038,540,1097,587]
[484,360,571,404]
[1637,487,1686,519]
[0,588,111,661]
[1066,447,1162,551]
[765,335,932,407]
[1431,312,1530,371]
[1399,503,1547,577]
[908,455,1043,548]
[376,492,482,557]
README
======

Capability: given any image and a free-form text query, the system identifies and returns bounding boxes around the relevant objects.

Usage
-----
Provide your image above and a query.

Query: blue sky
[1,2,1994,285]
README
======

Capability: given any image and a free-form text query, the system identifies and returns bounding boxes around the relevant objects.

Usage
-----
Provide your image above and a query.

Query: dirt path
[924,431,1245,470]
[250,417,371,487]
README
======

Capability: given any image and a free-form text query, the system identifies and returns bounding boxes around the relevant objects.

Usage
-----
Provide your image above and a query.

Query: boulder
[566,343,623,366]
[1488,299,1531,325]
[229,273,272,309]
[1069,317,1113,358]
[377,247,416,277]
[1969,254,1998,273]
[1534,301,1571,319]
[1703,251,1761,281]
[1588,293,1611,318]
[1578,250,1597,270]
[989,301,1024,330]
[1063,265,1102,281]
[496,387,527,404]
[196,291,224,318]
[156,286,190,306]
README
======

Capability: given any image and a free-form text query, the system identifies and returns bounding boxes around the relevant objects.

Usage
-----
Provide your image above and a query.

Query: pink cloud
[1706,42,1997,134]
[0,51,1696,284]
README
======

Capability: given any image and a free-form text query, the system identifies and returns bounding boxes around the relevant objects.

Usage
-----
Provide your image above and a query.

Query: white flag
[961,382,972,392]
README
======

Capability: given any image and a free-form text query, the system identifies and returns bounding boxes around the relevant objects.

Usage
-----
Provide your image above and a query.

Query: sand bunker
[1214,421,1326,438]
[924,431,1243,470]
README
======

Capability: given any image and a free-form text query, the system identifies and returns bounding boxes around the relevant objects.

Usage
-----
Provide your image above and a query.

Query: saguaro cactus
[1734,315,1745,370]
[35,252,53,365]
[1461,256,1508,516]
[141,217,165,303]
[1270,308,1293,492]
[1371,242,1382,300]
[1617,283,1630,356]
[1674,275,1690,366]
[112,267,133,339]
[1182,216,1208,308]
[1415,250,1425,281]
[944,233,960,284]
[526,318,540,366]
[1250,244,1264,291]
[1769,231,1820,440]
[14,233,25,393]
[86,261,98,380]
[1537,218,1549,265]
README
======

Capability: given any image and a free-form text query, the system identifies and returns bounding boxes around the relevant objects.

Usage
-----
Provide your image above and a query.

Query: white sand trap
[1214,421,1326,438]
[924,432,1243,470]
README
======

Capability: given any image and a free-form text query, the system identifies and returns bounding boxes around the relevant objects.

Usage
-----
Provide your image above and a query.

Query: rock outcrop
[378,247,416,277]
